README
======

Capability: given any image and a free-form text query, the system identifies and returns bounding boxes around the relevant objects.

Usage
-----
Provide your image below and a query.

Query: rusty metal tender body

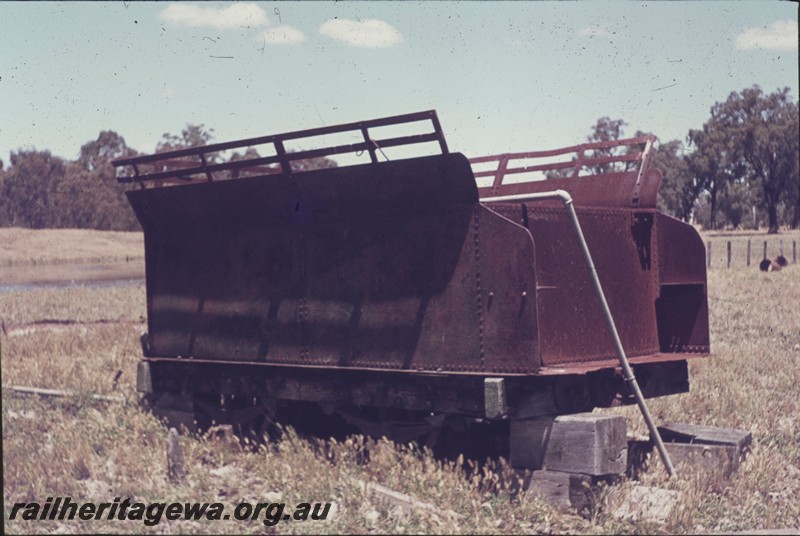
[114,111,708,436]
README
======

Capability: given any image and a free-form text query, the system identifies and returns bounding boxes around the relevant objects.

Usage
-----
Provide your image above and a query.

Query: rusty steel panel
[474,131,708,368]
[129,154,475,366]
[119,112,709,382]
[478,169,662,209]
[482,203,709,367]
[656,213,707,286]
[470,206,540,373]
[127,152,540,374]
[655,213,710,353]
[509,205,661,366]
[305,205,481,371]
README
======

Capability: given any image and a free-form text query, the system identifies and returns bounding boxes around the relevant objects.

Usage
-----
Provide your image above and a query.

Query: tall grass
[611,266,800,532]
[2,261,799,533]
[702,229,800,269]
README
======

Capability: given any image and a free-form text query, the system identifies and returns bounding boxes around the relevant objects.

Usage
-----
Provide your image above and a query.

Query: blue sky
[1,1,797,165]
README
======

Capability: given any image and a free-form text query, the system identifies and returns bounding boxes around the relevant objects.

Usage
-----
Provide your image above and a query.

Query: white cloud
[579,23,615,39]
[159,3,269,29]
[319,19,403,48]
[736,20,797,51]
[259,25,306,45]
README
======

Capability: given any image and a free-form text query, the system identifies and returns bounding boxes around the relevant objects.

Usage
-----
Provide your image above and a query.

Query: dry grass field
[703,229,800,270]
[0,228,143,266]
[1,228,799,534]
[0,228,145,288]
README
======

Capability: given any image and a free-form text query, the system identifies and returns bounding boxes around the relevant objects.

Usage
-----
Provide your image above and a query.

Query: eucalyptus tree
[692,86,799,234]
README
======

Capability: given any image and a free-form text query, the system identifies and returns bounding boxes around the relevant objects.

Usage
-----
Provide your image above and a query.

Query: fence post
[727,241,731,269]
[747,239,751,267]
[763,241,768,260]
[707,241,712,269]
[780,239,784,257]
[167,428,186,484]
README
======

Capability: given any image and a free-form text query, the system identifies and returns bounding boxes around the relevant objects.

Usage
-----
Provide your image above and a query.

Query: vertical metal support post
[360,126,378,164]
[480,189,677,477]
[429,111,449,154]
[779,239,784,257]
[199,152,213,182]
[763,241,768,260]
[274,139,290,175]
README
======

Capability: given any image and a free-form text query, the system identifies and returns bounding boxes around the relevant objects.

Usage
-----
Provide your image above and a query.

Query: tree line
[0,125,336,231]
[584,85,798,234]
[0,127,209,231]
[0,130,140,231]
[0,84,797,233]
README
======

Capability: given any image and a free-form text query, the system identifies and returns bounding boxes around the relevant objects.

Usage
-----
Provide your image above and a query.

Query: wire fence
[703,235,798,269]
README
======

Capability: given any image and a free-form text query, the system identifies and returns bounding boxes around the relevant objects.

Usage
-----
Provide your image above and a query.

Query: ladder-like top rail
[470,134,657,207]
[113,110,449,186]
[470,135,656,185]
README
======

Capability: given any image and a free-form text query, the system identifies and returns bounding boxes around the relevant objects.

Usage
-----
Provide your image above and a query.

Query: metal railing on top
[469,134,656,195]
[112,110,449,188]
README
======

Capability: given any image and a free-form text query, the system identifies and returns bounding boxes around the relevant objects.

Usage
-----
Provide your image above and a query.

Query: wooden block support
[511,413,627,475]
[657,422,752,453]
[663,443,740,478]
[658,422,752,476]
[484,377,507,419]
[136,361,153,394]
[628,423,753,479]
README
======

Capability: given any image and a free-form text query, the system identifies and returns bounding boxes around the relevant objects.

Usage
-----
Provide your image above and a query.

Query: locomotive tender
[114,111,709,447]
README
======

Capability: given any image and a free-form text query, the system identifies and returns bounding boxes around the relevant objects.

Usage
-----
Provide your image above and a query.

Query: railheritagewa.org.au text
[9,497,332,527]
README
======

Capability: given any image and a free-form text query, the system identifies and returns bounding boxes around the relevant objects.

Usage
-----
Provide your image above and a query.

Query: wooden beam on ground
[2,384,126,404]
